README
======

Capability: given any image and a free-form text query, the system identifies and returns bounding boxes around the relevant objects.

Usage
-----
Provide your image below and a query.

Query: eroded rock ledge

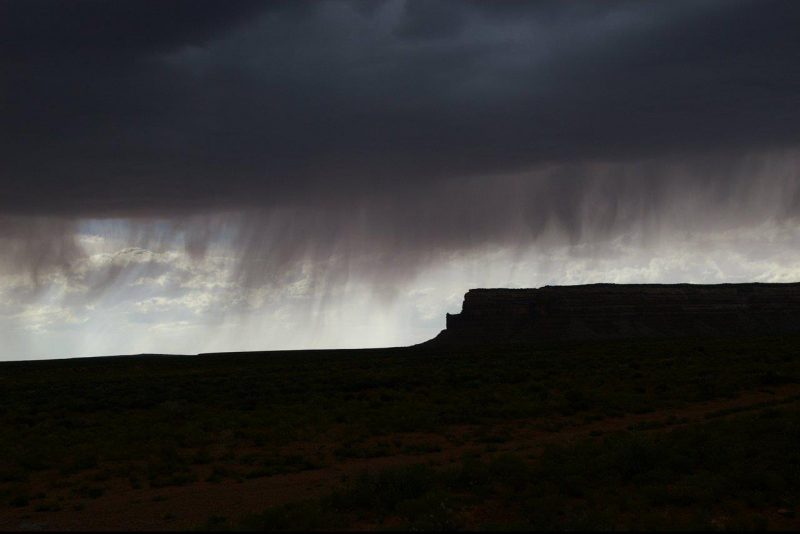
[430,283,800,344]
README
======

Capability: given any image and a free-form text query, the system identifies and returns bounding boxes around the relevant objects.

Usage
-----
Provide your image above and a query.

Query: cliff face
[431,283,800,344]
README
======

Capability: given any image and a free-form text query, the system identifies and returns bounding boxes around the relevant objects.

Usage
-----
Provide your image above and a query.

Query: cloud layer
[3,0,800,215]
[2,1,800,358]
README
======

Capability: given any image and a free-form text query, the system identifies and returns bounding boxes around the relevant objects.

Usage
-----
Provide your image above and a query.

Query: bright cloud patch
[2,218,800,360]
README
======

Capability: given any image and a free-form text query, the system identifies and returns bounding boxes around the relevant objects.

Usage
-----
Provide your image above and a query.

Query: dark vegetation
[242,407,800,531]
[1,336,799,530]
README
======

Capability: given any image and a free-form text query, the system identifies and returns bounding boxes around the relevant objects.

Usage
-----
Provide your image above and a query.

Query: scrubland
[1,336,799,530]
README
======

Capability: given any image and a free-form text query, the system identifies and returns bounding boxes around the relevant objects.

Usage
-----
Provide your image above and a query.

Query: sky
[1,0,800,360]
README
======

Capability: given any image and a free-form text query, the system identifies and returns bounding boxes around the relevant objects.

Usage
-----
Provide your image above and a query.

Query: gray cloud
[3,0,799,214]
[1,0,799,299]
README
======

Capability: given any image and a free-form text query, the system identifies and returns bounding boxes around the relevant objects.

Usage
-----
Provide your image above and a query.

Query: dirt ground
[2,384,799,531]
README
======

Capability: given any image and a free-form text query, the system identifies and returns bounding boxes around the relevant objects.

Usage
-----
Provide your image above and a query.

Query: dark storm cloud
[2,0,798,217]
[0,0,266,58]
[0,216,81,278]
[2,0,800,295]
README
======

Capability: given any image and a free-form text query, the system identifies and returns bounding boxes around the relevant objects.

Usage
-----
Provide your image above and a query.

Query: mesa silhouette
[431,282,800,344]
[3,283,800,530]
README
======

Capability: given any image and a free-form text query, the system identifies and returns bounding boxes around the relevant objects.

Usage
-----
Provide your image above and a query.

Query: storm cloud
[3,0,799,213]
[2,0,800,357]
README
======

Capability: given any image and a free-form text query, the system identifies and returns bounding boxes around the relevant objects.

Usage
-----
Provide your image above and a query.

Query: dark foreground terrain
[1,336,800,530]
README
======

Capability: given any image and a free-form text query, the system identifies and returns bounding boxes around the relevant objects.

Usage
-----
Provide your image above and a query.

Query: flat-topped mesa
[430,283,800,344]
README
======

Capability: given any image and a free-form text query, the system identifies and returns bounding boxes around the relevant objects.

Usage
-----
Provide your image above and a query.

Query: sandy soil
[2,384,800,531]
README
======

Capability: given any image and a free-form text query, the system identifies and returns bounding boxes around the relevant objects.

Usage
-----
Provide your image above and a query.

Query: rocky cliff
[430,283,800,344]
